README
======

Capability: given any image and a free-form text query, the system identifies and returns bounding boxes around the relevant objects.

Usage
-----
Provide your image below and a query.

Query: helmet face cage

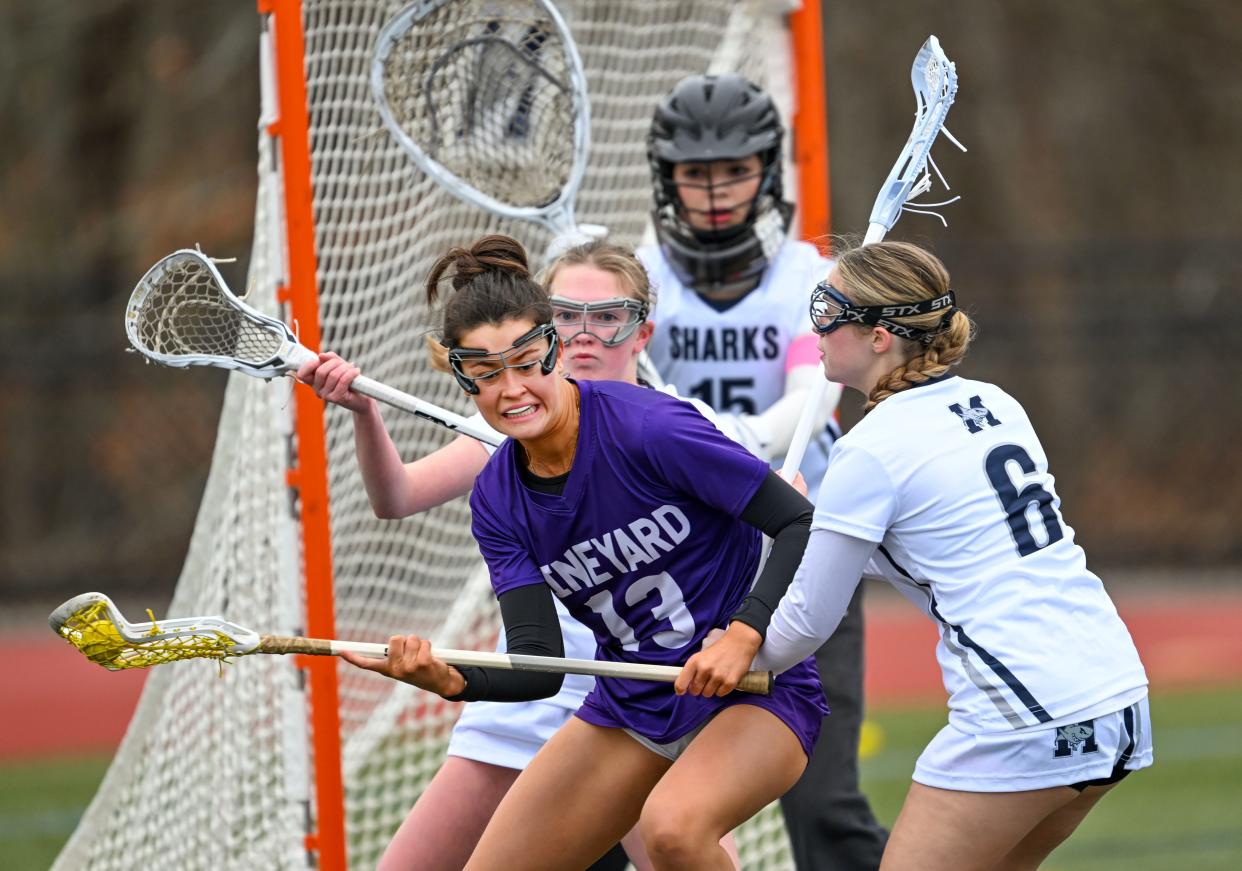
[810,282,956,345]
[647,74,785,216]
[549,296,648,347]
[447,322,559,394]
[654,154,778,236]
[647,74,793,292]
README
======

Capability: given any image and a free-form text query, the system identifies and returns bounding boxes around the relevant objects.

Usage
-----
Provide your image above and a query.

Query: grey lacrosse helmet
[647,74,795,296]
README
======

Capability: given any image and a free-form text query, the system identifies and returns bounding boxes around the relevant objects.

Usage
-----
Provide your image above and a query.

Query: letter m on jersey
[1053,721,1100,758]
[948,396,1001,434]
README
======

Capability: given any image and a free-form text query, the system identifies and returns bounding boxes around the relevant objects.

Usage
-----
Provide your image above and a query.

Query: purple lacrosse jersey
[470,379,825,752]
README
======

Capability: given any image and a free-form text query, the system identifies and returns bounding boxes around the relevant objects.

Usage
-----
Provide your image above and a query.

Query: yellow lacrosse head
[49,592,260,670]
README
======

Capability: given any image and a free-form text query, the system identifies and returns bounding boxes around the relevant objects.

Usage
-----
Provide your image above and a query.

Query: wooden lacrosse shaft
[258,635,773,696]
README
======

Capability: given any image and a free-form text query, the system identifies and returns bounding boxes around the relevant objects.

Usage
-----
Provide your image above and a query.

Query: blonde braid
[863,311,973,412]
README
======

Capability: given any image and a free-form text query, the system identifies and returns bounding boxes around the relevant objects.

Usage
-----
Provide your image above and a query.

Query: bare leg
[466,718,671,871]
[640,706,807,870]
[996,783,1115,870]
[880,782,1098,871]
[378,756,519,871]
[623,827,740,870]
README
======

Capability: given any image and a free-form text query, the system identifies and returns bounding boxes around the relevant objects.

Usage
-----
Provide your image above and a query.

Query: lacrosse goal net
[55,1,828,868]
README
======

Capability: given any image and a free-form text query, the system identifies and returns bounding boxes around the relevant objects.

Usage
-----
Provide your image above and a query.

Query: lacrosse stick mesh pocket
[380,1,576,207]
[131,254,286,365]
[54,598,238,670]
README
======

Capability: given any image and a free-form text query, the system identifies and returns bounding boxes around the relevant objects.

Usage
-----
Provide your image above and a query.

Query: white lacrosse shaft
[279,637,772,695]
[780,36,959,481]
[779,223,887,481]
[282,345,501,447]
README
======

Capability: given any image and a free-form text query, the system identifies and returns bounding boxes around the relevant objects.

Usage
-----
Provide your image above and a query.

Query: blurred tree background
[1,1,258,601]
[1,0,1238,606]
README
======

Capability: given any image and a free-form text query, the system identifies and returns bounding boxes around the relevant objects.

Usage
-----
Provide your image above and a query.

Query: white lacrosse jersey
[638,240,835,496]
[814,375,1147,734]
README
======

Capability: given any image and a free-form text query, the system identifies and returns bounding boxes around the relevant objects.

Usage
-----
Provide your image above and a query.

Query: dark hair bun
[426,234,530,302]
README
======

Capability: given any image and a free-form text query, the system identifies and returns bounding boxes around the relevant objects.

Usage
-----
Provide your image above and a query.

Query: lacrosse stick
[371,0,600,246]
[780,35,966,480]
[50,592,774,695]
[372,0,666,388]
[126,248,503,447]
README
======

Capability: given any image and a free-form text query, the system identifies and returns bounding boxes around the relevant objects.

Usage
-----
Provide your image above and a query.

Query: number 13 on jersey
[585,571,697,652]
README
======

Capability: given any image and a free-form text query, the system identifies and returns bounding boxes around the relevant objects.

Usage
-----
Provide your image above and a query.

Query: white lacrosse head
[371,0,591,236]
[866,35,965,239]
[126,249,312,379]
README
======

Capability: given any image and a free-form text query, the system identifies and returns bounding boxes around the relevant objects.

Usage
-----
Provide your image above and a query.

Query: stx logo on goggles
[810,281,957,345]
[880,295,954,317]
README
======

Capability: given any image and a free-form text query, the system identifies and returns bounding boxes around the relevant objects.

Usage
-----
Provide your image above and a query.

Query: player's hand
[295,351,373,414]
[674,622,762,697]
[775,468,808,497]
[340,634,465,698]
[700,627,726,649]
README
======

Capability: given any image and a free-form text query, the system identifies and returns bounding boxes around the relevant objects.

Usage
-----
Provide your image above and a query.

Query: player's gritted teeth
[502,404,538,420]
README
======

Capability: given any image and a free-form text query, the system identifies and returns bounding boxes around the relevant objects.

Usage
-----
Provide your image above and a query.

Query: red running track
[4,590,1241,760]
[860,590,1242,707]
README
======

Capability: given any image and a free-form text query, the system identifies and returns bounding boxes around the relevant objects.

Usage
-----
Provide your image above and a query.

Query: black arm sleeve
[444,582,566,703]
[731,469,814,636]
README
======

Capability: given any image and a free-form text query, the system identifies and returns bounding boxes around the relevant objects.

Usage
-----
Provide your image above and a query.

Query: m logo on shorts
[1053,721,1099,758]
[949,396,1001,434]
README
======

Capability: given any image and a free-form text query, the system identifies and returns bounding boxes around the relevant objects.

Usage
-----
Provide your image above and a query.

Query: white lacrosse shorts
[446,698,577,771]
[913,696,1153,792]
[446,599,596,770]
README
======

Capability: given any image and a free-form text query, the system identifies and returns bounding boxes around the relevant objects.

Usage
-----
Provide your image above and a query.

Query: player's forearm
[448,584,566,702]
[752,527,872,673]
[352,406,489,518]
[763,363,844,457]
[350,401,426,518]
[732,470,814,636]
[715,364,842,461]
[400,436,492,515]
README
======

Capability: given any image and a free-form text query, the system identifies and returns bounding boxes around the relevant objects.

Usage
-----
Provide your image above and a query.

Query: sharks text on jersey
[665,325,782,362]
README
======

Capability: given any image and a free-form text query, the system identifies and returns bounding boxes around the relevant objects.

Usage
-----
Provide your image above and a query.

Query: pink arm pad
[785,333,821,372]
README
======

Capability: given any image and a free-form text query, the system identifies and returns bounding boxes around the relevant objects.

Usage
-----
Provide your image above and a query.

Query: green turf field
[0,754,111,871]
[4,685,1239,870]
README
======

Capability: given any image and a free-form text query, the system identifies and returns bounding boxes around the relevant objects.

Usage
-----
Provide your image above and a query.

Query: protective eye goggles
[446,323,559,395]
[809,282,956,345]
[549,296,648,347]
